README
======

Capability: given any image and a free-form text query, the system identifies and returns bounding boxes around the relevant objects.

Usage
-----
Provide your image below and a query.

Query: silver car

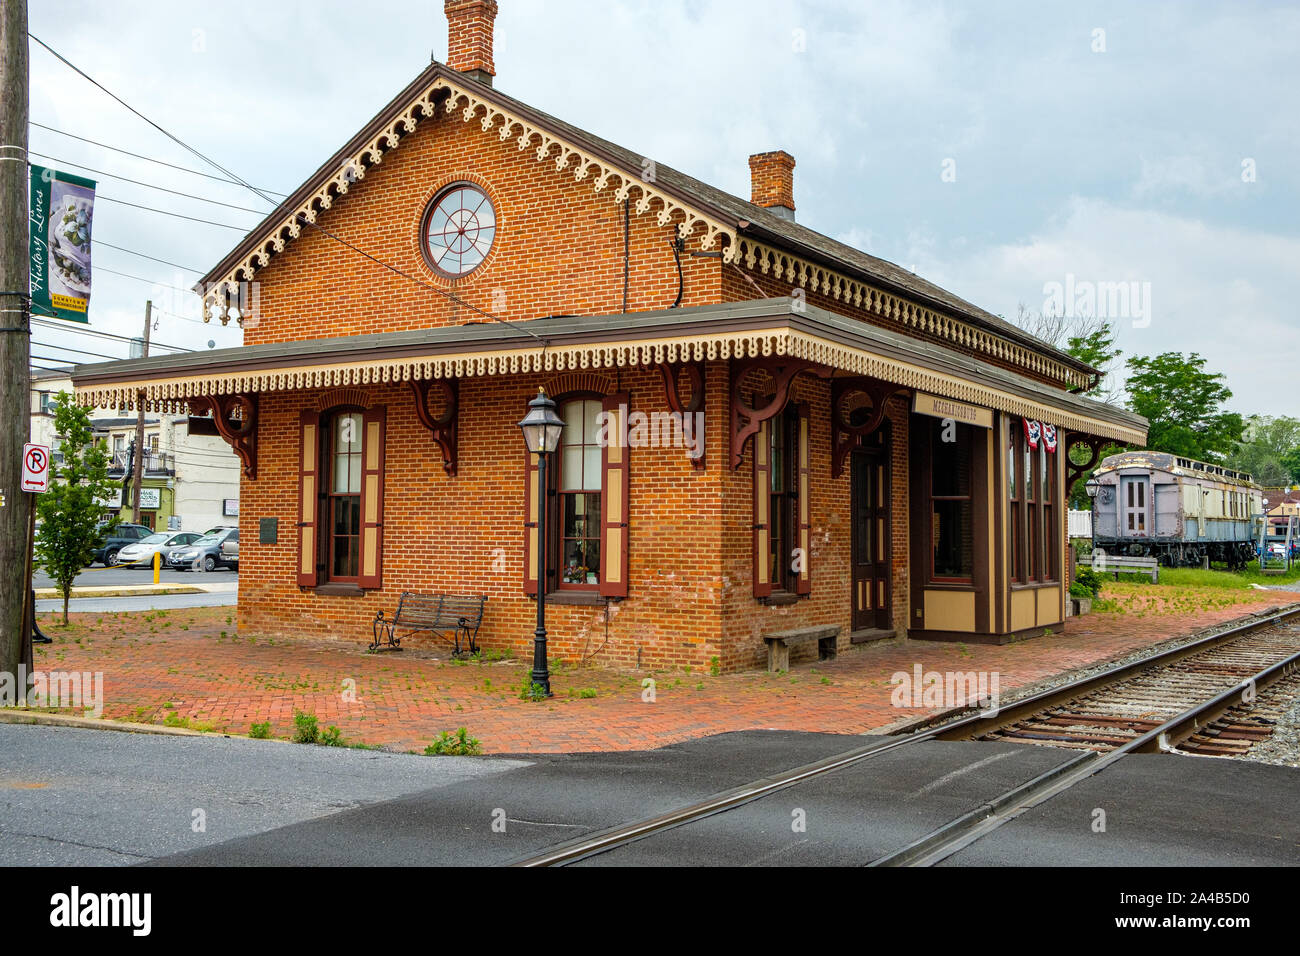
[117,531,202,569]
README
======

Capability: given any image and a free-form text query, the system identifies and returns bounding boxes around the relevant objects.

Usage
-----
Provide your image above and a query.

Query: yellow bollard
[153,550,161,585]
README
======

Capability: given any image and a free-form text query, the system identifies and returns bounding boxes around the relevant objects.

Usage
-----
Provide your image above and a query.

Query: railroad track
[512,605,1300,868]
[948,628,1300,753]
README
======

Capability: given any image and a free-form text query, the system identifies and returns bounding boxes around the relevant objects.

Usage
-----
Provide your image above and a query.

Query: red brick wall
[244,109,719,345]
[240,367,732,669]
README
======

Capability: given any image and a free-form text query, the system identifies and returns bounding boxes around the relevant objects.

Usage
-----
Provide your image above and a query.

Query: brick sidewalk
[29,588,1299,754]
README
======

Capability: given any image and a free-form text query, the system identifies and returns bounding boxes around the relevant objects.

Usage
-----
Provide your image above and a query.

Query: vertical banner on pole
[28,164,95,323]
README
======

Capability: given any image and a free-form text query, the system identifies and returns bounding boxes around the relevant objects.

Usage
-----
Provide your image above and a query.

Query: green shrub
[292,710,319,744]
[1069,581,1093,600]
[424,727,482,756]
[319,725,344,747]
[1073,566,1104,598]
[248,721,271,739]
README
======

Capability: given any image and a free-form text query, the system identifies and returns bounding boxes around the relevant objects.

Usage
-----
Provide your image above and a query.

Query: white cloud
[906,197,1300,417]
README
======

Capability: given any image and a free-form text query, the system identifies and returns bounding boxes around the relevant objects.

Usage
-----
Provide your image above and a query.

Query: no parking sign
[22,444,51,493]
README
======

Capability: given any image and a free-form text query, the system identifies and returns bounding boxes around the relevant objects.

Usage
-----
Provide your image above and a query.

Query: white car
[116,531,202,568]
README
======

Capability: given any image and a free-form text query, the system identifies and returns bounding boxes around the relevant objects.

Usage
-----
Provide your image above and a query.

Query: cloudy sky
[27,0,1299,415]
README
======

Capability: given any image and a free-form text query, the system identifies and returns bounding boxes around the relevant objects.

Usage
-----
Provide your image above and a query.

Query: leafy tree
[1228,415,1300,487]
[1124,352,1243,463]
[1283,446,1300,485]
[33,393,119,624]
[1013,304,1123,402]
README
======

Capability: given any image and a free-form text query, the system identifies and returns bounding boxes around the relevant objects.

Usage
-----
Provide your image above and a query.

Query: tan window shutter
[599,392,630,598]
[524,449,541,595]
[358,406,386,589]
[753,417,772,598]
[296,410,321,588]
[795,401,812,595]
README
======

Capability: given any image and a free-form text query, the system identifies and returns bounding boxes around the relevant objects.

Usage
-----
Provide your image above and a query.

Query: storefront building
[73,1,1145,670]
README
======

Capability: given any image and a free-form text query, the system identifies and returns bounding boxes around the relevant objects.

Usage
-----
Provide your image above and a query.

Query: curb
[34,587,206,599]
[0,709,226,738]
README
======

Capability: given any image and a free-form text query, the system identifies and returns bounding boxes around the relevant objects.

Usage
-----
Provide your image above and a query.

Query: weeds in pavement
[424,727,482,756]
[292,710,319,744]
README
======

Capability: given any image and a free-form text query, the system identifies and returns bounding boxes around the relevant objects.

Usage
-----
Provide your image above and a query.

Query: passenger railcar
[1090,451,1261,567]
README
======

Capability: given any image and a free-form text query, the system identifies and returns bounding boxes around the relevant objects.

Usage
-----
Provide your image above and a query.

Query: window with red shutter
[296,410,321,588]
[357,405,386,589]
[795,401,811,595]
[523,449,541,595]
[752,416,773,598]
[599,391,630,598]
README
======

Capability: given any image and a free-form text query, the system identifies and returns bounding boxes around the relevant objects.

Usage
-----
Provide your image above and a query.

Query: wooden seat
[762,625,841,672]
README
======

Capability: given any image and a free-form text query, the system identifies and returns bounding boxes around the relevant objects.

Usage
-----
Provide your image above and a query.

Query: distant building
[1262,487,1300,518]
[30,367,240,532]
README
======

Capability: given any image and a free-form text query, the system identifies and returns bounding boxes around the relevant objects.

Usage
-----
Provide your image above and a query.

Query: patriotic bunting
[1023,419,1057,453]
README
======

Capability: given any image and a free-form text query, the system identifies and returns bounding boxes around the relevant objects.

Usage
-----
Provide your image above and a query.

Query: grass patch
[248,721,271,739]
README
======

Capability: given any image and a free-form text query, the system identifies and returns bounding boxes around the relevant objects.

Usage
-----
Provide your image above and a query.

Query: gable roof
[198,61,1095,385]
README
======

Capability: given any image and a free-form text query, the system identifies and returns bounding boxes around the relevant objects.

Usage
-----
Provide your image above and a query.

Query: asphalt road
[32,566,237,589]
[6,725,1296,866]
[0,724,527,865]
[36,592,238,613]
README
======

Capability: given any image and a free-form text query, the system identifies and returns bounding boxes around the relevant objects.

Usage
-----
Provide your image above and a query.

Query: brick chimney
[748,150,796,221]
[445,0,498,86]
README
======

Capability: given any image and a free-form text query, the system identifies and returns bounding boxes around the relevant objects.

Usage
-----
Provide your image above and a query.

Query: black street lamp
[517,387,565,697]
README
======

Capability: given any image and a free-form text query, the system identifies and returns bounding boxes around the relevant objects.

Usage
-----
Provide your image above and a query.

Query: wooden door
[851,446,891,630]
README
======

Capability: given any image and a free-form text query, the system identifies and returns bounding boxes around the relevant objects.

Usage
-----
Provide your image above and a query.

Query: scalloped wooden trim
[76,328,1142,445]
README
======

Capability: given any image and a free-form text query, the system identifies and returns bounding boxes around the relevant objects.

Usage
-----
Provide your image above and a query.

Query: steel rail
[932,605,1300,741]
[510,604,1300,867]
[870,644,1300,867]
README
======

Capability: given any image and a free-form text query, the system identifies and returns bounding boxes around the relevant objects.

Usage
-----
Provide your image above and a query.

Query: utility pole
[130,300,151,522]
[0,0,30,674]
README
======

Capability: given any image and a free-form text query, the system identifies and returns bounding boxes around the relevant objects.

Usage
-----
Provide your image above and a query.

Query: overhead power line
[30,316,193,352]
[29,121,286,196]
[96,193,253,231]
[92,239,201,274]
[32,340,124,361]
[93,265,198,295]
[29,152,270,214]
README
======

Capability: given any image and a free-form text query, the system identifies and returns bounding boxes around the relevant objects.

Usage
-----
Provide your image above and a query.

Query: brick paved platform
[27,588,1299,754]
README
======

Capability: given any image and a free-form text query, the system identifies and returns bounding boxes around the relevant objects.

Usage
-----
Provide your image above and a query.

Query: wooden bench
[1091,550,1159,583]
[371,593,487,654]
[762,625,841,673]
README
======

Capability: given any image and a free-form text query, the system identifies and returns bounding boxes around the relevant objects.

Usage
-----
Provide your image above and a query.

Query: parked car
[167,527,239,572]
[217,528,239,571]
[117,531,202,568]
[90,523,154,567]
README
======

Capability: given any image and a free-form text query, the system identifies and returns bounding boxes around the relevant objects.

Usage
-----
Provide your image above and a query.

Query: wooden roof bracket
[831,377,906,479]
[729,356,814,469]
[1066,433,1108,490]
[410,378,458,476]
[193,394,258,480]
[658,361,706,470]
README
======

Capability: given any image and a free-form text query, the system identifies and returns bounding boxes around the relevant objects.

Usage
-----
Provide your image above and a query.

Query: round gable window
[422,183,496,278]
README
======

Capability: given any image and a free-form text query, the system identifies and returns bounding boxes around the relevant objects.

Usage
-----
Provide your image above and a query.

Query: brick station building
[73,1,1146,671]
